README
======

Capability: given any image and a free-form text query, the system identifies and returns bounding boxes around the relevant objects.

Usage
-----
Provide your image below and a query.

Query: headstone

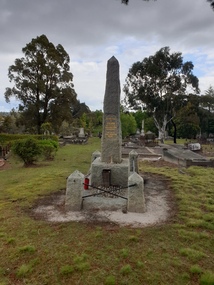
[78,128,85,138]
[101,56,122,163]
[188,143,201,151]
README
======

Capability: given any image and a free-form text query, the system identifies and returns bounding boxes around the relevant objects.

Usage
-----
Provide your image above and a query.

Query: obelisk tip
[109,56,118,62]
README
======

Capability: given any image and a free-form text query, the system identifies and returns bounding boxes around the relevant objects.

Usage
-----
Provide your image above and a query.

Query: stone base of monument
[90,157,129,188]
[65,160,146,213]
[82,195,127,212]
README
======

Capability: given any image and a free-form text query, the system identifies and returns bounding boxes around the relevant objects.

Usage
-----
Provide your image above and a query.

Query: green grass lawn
[0,137,213,285]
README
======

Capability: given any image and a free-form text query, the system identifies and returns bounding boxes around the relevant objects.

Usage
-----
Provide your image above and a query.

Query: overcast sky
[0,0,214,112]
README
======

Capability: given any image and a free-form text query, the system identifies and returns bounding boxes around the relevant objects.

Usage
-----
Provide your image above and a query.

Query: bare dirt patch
[30,173,176,228]
[0,159,11,170]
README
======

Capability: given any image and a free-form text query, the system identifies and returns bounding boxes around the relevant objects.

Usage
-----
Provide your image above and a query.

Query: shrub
[12,138,42,166]
[39,139,59,160]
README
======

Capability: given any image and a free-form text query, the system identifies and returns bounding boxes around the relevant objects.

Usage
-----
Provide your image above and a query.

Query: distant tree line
[2,35,214,142]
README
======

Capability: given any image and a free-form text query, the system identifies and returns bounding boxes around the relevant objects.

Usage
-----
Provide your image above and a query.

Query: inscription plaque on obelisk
[101,56,122,163]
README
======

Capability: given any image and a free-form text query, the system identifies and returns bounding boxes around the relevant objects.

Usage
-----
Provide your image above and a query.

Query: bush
[12,138,42,166]
[39,139,59,160]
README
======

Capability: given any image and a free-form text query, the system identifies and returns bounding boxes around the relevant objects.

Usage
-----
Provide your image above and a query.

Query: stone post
[65,170,84,211]
[129,150,139,173]
[101,56,122,163]
[91,150,101,163]
[128,172,146,213]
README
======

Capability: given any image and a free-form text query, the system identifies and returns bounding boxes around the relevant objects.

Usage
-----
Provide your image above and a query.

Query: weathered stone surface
[162,147,214,167]
[65,170,84,211]
[91,150,101,163]
[90,157,129,188]
[128,172,146,213]
[101,56,122,163]
[78,128,85,138]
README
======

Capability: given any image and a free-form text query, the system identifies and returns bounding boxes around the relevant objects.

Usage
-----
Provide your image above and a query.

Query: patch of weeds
[104,275,116,285]
[0,267,6,276]
[136,261,144,268]
[178,229,210,240]
[200,221,214,230]
[0,232,5,238]
[95,228,103,238]
[60,265,74,276]
[73,253,90,272]
[128,235,139,242]
[187,218,206,228]
[180,248,207,262]
[74,262,90,272]
[190,264,203,274]
[146,249,154,258]
[120,264,132,275]
[205,204,214,212]
[171,258,183,268]
[73,253,88,263]
[7,237,15,244]
[181,272,190,281]
[200,271,214,285]
[95,231,103,238]
[172,223,186,229]
[120,248,129,258]
[95,250,104,259]
[18,245,36,253]
[16,263,33,278]
[203,213,214,222]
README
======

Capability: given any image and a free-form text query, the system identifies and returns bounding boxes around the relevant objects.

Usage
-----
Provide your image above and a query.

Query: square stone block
[90,157,129,188]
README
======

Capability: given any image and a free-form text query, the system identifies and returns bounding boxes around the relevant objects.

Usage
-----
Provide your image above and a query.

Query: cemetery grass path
[0,137,213,285]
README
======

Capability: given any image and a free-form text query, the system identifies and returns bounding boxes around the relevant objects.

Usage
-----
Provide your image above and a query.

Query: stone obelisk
[101,56,122,163]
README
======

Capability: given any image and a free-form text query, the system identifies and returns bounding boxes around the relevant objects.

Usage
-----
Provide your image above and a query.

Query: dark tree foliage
[5,35,78,134]
[124,46,199,142]
[207,0,214,10]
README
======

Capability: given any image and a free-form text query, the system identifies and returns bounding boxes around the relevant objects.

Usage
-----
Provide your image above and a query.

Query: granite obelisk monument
[66,56,146,213]
[101,56,122,163]
[90,56,129,187]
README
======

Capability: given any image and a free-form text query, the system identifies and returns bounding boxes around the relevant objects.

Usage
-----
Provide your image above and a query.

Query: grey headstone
[78,128,85,138]
[101,56,122,163]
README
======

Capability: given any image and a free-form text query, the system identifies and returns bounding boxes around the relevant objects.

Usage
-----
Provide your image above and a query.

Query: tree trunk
[153,114,168,144]
[171,119,177,144]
